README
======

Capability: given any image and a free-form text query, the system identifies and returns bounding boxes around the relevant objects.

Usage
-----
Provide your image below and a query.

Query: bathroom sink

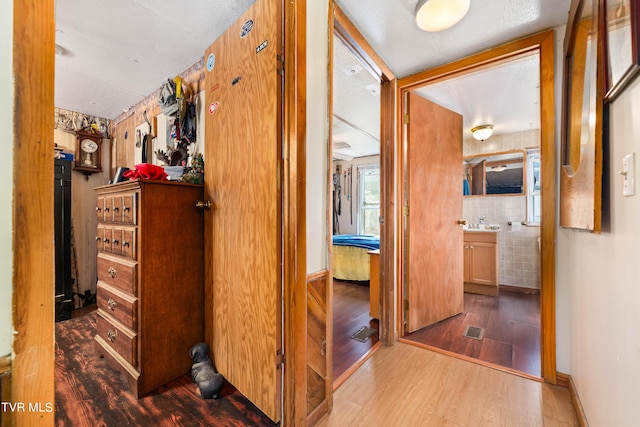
[463,224,500,232]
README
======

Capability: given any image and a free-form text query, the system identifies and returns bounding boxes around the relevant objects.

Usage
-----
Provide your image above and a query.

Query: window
[527,149,541,226]
[358,166,380,236]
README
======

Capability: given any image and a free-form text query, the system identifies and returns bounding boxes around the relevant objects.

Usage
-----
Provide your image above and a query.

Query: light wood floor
[317,343,577,427]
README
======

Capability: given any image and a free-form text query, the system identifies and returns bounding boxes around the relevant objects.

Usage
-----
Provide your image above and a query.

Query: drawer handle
[112,239,119,245]
[108,267,116,278]
[107,298,117,310]
[123,206,130,212]
[95,236,101,242]
[96,207,101,212]
[104,207,110,212]
[122,241,130,247]
[113,206,119,212]
[104,238,110,244]
[107,329,116,342]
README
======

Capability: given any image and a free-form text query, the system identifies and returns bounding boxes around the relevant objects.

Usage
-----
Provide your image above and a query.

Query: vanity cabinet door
[468,242,496,286]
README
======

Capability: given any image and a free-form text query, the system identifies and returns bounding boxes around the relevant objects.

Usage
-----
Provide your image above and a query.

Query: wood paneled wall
[110,59,206,173]
[306,271,329,425]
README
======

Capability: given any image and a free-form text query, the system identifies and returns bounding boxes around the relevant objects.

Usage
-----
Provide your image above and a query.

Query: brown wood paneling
[405,93,464,332]
[307,272,328,418]
[204,1,282,421]
[12,0,56,424]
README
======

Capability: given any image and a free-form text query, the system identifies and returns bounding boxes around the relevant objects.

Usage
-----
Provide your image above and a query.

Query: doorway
[329,4,396,388]
[397,31,557,383]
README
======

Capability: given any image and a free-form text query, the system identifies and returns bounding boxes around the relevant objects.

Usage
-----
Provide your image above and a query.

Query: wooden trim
[397,30,557,384]
[499,284,541,295]
[398,31,551,90]
[283,0,308,425]
[333,4,395,81]
[306,400,329,427]
[333,341,383,390]
[557,372,590,427]
[12,1,56,426]
[332,1,397,351]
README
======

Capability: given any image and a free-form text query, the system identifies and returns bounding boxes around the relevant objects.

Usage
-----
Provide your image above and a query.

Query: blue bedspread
[332,234,380,250]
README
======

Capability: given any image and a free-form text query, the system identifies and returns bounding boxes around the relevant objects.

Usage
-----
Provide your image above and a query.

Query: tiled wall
[463,196,540,289]
[463,129,540,289]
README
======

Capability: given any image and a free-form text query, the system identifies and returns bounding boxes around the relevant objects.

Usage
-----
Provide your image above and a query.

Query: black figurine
[189,342,224,399]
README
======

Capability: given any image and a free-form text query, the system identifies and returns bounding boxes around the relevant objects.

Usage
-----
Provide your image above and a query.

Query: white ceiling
[54,0,572,151]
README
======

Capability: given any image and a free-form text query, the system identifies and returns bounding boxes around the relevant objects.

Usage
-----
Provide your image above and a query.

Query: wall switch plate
[622,153,635,197]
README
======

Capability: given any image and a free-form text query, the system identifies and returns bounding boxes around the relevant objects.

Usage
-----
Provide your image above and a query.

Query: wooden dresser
[94,179,204,397]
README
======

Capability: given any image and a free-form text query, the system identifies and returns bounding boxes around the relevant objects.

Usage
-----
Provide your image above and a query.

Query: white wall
[0,0,14,357]
[554,25,639,427]
[306,0,329,274]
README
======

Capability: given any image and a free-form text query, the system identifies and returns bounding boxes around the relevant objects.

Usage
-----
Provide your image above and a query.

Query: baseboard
[499,284,540,295]
[557,372,589,427]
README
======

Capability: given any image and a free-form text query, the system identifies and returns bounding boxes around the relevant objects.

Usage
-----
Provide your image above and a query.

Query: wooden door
[203,1,282,422]
[405,93,464,333]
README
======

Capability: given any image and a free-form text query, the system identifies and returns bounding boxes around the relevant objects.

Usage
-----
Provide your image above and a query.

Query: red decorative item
[123,164,168,181]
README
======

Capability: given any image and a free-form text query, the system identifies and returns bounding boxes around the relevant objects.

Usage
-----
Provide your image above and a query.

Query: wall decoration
[54,107,110,138]
[604,0,640,101]
[560,0,605,231]
[240,19,254,38]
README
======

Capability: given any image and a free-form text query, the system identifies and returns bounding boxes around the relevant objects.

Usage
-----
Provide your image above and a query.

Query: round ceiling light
[415,0,471,32]
[471,125,494,141]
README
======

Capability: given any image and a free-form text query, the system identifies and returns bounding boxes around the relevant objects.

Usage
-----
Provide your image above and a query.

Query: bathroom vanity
[463,230,499,296]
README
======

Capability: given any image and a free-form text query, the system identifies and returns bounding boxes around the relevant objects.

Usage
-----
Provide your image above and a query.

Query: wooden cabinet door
[405,93,464,333]
[468,242,496,286]
[203,0,282,422]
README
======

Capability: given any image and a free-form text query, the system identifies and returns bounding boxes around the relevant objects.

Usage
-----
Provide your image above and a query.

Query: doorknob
[196,200,211,210]
[457,219,467,225]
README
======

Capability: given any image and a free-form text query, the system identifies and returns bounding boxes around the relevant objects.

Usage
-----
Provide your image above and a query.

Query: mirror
[560,0,603,231]
[463,151,525,196]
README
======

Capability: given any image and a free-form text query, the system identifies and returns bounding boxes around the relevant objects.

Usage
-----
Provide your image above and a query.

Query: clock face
[81,138,99,153]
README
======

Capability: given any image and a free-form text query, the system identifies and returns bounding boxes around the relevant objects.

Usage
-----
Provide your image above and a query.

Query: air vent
[463,325,484,340]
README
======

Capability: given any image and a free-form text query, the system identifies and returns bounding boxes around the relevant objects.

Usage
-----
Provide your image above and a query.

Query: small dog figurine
[189,342,224,399]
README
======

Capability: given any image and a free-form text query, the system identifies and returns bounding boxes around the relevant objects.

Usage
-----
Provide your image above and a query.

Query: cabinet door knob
[107,329,116,342]
[196,200,211,210]
[107,298,117,310]
[457,219,467,225]
[108,267,116,278]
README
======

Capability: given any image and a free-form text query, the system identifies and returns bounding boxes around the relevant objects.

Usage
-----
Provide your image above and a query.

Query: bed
[332,234,380,281]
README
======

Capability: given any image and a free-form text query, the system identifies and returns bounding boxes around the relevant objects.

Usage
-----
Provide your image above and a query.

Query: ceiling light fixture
[415,0,470,32]
[471,125,493,141]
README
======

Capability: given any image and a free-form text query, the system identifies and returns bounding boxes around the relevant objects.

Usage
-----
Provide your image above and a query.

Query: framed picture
[604,0,640,101]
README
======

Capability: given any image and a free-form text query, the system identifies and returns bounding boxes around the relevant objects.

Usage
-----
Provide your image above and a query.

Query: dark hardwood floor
[333,279,379,383]
[404,289,541,377]
[55,312,276,427]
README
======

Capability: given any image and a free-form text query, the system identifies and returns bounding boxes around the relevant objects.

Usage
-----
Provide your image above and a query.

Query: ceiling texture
[54,0,572,157]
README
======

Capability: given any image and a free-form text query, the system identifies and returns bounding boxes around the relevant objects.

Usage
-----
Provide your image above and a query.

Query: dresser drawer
[97,282,137,330]
[97,254,138,295]
[112,192,137,225]
[96,311,137,367]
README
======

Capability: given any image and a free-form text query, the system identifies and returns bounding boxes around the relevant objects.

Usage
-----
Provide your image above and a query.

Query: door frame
[396,30,557,384]
[331,3,397,353]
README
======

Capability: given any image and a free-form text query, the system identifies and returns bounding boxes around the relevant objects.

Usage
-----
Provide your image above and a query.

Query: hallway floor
[317,342,577,426]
